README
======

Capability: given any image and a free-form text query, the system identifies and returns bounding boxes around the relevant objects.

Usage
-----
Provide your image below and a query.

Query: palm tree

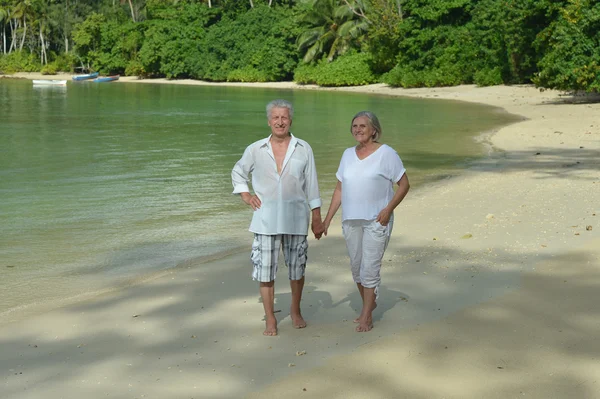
[297,0,369,63]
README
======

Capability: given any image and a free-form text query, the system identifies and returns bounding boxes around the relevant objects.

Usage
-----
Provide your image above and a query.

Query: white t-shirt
[336,144,406,222]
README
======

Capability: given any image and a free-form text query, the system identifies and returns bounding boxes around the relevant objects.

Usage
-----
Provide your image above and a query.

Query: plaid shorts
[250,234,308,282]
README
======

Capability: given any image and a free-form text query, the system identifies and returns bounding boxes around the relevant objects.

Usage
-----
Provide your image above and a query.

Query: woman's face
[351,116,375,145]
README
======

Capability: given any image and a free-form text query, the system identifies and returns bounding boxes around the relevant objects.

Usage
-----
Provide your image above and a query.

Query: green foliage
[50,53,76,72]
[227,66,269,82]
[364,0,403,74]
[294,51,375,86]
[93,21,142,74]
[73,12,106,65]
[40,63,58,75]
[125,59,145,77]
[297,0,368,63]
[199,5,300,81]
[474,67,503,86]
[533,1,600,92]
[2,0,599,91]
[0,51,40,73]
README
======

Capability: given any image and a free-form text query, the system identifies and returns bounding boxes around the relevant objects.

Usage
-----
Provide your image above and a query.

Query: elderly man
[232,99,323,336]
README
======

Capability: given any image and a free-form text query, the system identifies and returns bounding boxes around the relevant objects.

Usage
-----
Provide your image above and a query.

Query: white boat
[32,79,67,86]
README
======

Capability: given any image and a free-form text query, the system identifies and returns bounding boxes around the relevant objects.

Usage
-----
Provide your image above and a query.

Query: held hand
[376,208,392,226]
[311,220,325,240]
[322,219,331,236]
[241,193,261,211]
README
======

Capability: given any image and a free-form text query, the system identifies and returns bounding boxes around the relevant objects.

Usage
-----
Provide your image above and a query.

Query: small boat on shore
[32,79,67,86]
[72,72,99,81]
[93,75,120,83]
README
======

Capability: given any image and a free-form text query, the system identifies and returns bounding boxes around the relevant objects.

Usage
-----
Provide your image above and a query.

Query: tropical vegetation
[0,0,599,92]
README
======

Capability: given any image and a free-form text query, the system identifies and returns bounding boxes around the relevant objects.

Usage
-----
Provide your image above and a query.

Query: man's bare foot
[263,317,278,336]
[291,313,307,329]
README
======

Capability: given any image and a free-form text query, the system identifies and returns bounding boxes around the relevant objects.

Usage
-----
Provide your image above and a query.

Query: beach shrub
[227,67,269,83]
[0,52,40,73]
[51,53,76,72]
[293,52,375,86]
[293,63,319,85]
[474,67,503,86]
[533,1,600,92]
[41,63,59,75]
[125,59,146,77]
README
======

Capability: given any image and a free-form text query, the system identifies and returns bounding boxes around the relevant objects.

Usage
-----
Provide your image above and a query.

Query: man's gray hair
[351,111,383,142]
[266,99,294,120]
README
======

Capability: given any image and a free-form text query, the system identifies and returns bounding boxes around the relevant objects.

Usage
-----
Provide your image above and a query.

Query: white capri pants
[342,219,393,299]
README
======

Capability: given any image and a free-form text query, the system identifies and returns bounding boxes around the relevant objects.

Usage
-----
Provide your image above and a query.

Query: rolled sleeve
[308,198,322,210]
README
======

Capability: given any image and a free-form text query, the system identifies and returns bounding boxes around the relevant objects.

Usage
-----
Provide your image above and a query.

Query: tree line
[1,0,599,92]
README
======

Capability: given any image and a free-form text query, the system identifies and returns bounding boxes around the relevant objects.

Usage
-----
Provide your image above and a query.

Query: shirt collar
[260,133,301,149]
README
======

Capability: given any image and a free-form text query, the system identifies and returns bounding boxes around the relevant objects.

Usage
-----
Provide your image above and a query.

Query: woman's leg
[342,220,365,322]
[356,220,393,332]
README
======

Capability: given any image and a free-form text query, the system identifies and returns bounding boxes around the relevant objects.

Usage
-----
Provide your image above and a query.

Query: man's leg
[260,281,277,336]
[283,235,308,328]
[252,234,280,336]
[290,276,306,328]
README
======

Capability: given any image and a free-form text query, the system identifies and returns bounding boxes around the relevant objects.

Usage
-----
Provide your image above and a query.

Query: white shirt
[336,144,406,222]
[232,134,322,235]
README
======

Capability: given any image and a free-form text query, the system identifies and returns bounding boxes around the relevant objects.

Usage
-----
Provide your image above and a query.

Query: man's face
[268,107,292,139]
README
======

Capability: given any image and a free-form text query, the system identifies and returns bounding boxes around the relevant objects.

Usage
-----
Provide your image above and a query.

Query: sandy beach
[1,73,599,398]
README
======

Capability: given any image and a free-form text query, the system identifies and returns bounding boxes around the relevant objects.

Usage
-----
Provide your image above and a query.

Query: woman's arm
[376,173,410,226]
[323,181,342,236]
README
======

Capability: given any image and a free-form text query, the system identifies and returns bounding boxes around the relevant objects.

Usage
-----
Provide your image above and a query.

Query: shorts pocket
[371,221,389,240]
[250,236,262,267]
[297,239,308,266]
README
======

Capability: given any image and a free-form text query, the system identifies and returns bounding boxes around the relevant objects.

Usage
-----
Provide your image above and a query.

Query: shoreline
[0,72,515,323]
[1,74,599,398]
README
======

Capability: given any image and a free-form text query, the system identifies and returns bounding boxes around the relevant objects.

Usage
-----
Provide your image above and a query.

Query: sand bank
[1,74,599,398]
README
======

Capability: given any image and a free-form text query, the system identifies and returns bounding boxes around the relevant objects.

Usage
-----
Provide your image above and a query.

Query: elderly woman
[323,111,410,332]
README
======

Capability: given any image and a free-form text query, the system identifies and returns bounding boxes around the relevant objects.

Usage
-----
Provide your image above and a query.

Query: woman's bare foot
[354,302,376,323]
[291,312,307,329]
[355,315,373,332]
[263,316,278,336]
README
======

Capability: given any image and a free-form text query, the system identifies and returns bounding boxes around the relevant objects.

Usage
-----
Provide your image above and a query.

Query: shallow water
[0,79,519,318]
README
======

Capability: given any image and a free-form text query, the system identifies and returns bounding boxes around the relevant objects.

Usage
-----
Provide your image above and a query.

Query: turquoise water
[0,78,519,319]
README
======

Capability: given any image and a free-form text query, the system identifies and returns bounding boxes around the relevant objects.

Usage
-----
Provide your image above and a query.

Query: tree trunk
[396,0,403,20]
[64,36,69,53]
[128,0,136,22]
[8,19,16,53]
[208,0,211,7]
[39,26,47,65]
[249,0,254,8]
[19,19,26,52]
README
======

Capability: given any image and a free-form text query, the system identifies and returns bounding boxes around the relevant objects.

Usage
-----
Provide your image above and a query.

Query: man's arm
[311,207,324,239]
[304,145,324,238]
[232,146,261,210]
